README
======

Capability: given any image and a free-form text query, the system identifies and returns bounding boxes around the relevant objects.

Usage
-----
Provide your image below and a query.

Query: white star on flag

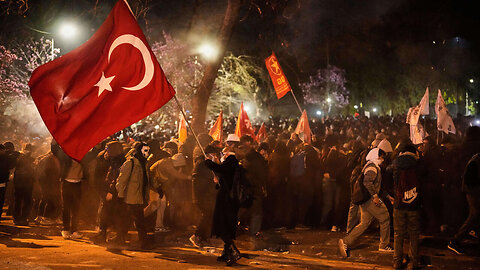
[95,72,115,96]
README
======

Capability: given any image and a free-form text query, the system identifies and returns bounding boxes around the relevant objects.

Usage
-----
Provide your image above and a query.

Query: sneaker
[61,230,72,239]
[447,241,463,255]
[70,231,83,239]
[189,235,203,248]
[379,245,394,252]
[338,239,349,258]
[331,226,340,232]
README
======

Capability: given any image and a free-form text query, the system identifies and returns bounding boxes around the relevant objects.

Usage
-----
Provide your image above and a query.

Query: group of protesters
[0,113,479,268]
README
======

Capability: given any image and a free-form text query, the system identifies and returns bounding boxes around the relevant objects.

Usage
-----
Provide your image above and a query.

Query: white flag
[418,87,429,115]
[406,106,421,125]
[410,124,427,145]
[435,89,456,134]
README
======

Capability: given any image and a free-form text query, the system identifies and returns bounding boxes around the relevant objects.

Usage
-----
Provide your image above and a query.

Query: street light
[59,22,79,41]
[198,42,218,61]
[354,105,358,109]
[316,110,322,116]
[372,107,377,112]
[470,78,474,83]
[326,97,332,103]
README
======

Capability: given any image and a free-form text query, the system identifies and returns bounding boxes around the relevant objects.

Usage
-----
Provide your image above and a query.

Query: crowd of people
[0,114,479,268]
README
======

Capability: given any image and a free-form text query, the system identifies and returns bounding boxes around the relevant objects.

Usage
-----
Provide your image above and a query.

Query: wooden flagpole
[290,89,303,115]
[173,95,206,158]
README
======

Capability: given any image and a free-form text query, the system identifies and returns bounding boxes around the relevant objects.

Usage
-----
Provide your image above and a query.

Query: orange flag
[295,110,312,144]
[256,122,268,142]
[265,52,292,99]
[178,114,187,143]
[209,111,223,142]
[235,103,256,139]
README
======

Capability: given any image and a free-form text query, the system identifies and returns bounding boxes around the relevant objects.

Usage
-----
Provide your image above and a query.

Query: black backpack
[351,163,376,205]
[230,165,254,208]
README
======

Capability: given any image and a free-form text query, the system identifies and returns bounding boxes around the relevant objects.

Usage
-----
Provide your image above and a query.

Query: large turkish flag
[29,0,175,161]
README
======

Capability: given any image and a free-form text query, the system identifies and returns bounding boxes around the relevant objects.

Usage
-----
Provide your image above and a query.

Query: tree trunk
[191,0,242,133]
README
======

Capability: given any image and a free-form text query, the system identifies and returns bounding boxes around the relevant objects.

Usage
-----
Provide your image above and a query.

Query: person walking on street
[339,147,394,257]
[204,134,242,266]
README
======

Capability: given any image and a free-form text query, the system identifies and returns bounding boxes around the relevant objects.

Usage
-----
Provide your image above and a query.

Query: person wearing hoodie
[116,142,152,249]
[339,147,394,258]
[392,144,422,270]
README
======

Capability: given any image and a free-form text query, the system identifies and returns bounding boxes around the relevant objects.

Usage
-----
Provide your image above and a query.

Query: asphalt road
[0,217,478,269]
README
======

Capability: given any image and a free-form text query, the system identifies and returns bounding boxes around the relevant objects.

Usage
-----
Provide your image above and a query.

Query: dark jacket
[192,156,216,206]
[393,152,422,210]
[103,154,126,197]
[13,153,35,189]
[462,153,480,193]
[244,149,268,198]
[205,155,240,239]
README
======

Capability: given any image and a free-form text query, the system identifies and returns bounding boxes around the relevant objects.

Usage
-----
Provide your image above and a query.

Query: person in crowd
[52,141,95,240]
[243,142,269,247]
[448,151,480,255]
[204,134,242,266]
[190,145,220,248]
[34,148,61,225]
[339,147,394,258]
[392,144,422,270]
[12,144,35,225]
[0,144,9,221]
[93,141,126,244]
[116,142,153,249]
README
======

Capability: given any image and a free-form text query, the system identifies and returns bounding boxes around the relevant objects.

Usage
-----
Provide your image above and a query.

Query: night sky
[1,0,479,112]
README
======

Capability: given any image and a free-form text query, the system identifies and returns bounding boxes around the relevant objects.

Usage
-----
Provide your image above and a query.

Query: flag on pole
[178,114,187,143]
[410,123,428,145]
[235,103,256,139]
[28,0,175,161]
[208,111,223,142]
[256,122,268,142]
[265,52,292,99]
[418,87,429,115]
[295,110,312,144]
[435,89,456,134]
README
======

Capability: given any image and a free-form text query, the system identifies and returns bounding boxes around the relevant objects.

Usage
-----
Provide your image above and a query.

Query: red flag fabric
[294,110,312,144]
[28,0,175,161]
[265,52,292,99]
[256,122,267,142]
[208,111,223,142]
[235,103,256,139]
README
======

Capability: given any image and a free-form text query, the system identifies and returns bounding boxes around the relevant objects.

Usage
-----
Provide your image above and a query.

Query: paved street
[0,217,479,269]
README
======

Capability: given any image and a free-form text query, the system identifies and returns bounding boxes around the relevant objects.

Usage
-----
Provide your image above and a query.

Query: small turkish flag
[235,103,256,139]
[295,110,312,144]
[29,0,175,161]
[208,111,223,142]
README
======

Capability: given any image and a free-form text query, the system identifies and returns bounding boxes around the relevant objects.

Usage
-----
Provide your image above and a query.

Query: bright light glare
[470,78,474,83]
[476,120,480,125]
[354,105,358,109]
[326,97,332,103]
[198,42,218,61]
[373,107,377,112]
[316,110,322,116]
[244,104,251,114]
[59,23,78,40]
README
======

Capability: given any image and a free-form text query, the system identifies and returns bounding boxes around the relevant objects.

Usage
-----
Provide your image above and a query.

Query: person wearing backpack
[392,144,422,270]
[339,147,394,258]
[204,134,242,266]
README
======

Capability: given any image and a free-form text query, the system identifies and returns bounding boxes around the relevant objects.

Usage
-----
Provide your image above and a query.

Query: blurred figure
[13,144,35,225]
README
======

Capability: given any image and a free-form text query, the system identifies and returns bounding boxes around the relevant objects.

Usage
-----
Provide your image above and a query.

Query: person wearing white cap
[204,134,242,266]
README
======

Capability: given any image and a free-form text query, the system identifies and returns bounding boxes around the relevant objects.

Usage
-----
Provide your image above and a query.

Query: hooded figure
[116,142,152,249]
[340,147,394,258]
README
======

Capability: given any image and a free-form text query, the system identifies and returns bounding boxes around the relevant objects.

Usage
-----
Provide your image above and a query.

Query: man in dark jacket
[448,152,480,255]
[0,144,12,221]
[392,144,422,269]
[13,144,35,225]
[204,134,242,266]
[93,141,126,243]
